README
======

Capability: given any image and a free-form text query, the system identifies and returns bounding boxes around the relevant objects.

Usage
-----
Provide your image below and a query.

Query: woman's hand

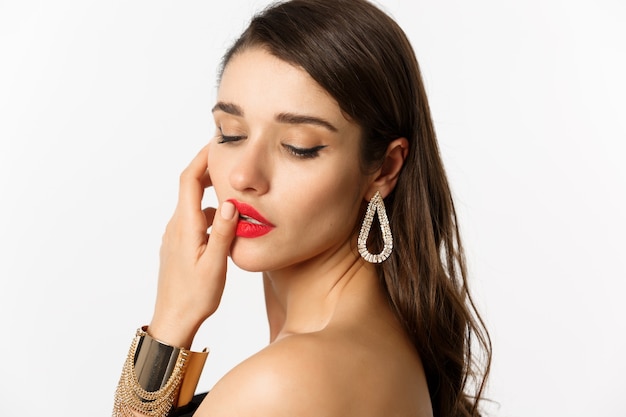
[148,145,238,348]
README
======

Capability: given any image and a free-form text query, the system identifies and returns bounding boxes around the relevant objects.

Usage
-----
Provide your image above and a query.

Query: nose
[228,137,271,195]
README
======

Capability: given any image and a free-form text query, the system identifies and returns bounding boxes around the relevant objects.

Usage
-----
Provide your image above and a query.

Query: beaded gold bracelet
[113,327,208,417]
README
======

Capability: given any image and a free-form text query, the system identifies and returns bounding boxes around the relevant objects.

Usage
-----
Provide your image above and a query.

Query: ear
[365,137,409,200]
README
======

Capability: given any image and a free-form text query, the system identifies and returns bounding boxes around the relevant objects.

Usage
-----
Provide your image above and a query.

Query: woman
[113,0,491,416]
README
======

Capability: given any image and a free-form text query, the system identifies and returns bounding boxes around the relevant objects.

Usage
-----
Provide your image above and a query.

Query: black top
[171,392,208,417]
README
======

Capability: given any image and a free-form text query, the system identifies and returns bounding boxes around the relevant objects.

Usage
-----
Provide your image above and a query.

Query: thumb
[205,200,238,261]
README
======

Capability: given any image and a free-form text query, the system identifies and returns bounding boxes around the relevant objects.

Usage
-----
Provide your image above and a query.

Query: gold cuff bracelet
[113,327,208,417]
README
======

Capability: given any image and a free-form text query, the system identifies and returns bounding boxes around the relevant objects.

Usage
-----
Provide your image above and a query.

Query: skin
[148,48,433,417]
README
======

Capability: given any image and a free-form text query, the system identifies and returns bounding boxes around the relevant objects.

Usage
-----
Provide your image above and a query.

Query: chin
[228,243,276,272]
[229,257,266,273]
[229,239,311,273]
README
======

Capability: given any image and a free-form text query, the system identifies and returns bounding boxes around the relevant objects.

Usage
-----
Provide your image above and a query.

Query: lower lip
[236,220,274,238]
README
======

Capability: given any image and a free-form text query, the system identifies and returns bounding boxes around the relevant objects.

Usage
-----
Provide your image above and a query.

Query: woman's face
[209,48,369,272]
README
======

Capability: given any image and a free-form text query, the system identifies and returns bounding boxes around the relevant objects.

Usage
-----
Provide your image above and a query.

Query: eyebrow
[212,101,243,116]
[212,101,338,132]
[276,112,338,132]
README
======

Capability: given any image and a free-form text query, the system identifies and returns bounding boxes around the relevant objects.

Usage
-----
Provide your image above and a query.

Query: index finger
[177,144,212,214]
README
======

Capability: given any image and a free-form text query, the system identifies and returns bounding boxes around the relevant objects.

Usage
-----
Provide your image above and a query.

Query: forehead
[217,48,349,128]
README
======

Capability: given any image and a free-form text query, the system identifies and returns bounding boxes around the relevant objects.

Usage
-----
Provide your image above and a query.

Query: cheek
[295,169,364,224]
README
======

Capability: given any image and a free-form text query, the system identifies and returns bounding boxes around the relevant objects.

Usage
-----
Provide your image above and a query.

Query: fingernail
[220,201,236,220]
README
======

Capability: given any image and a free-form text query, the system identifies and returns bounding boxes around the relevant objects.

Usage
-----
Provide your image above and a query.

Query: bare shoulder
[194,333,348,417]
[194,329,432,417]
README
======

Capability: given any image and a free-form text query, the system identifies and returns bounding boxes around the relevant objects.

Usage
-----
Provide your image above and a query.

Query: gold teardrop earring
[357,191,393,263]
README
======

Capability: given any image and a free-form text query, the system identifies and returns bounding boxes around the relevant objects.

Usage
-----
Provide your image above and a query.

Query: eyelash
[217,129,326,159]
[218,134,246,143]
[283,144,327,159]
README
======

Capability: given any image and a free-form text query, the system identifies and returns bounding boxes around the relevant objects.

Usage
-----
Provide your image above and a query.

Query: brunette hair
[220,1,492,416]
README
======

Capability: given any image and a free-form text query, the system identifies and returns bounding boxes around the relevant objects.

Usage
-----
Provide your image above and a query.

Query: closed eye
[219,134,246,143]
[217,128,246,144]
[283,144,328,159]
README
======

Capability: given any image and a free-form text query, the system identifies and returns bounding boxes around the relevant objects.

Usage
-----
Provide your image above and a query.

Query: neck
[263,241,383,339]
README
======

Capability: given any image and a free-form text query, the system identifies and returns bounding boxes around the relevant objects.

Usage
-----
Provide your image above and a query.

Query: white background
[1,1,625,416]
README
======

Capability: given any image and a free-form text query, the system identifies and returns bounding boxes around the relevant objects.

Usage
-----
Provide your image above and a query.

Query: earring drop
[358,191,393,263]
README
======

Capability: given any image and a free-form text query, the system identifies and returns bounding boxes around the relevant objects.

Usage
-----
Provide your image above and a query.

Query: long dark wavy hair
[219,0,492,415]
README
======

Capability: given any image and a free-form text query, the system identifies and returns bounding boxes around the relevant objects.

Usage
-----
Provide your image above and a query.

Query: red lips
[227,199,275,238]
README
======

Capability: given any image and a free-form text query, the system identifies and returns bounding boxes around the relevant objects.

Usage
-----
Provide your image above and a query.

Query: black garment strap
[171,392,208,416]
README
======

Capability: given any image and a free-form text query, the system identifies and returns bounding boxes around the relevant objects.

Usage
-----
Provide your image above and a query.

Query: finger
[203,207,216,228]
[200,169,212,190]
[201,201,238,264]
[178,145,211,214]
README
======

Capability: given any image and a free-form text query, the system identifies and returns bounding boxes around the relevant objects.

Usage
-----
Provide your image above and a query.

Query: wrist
[148,316,202,350]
